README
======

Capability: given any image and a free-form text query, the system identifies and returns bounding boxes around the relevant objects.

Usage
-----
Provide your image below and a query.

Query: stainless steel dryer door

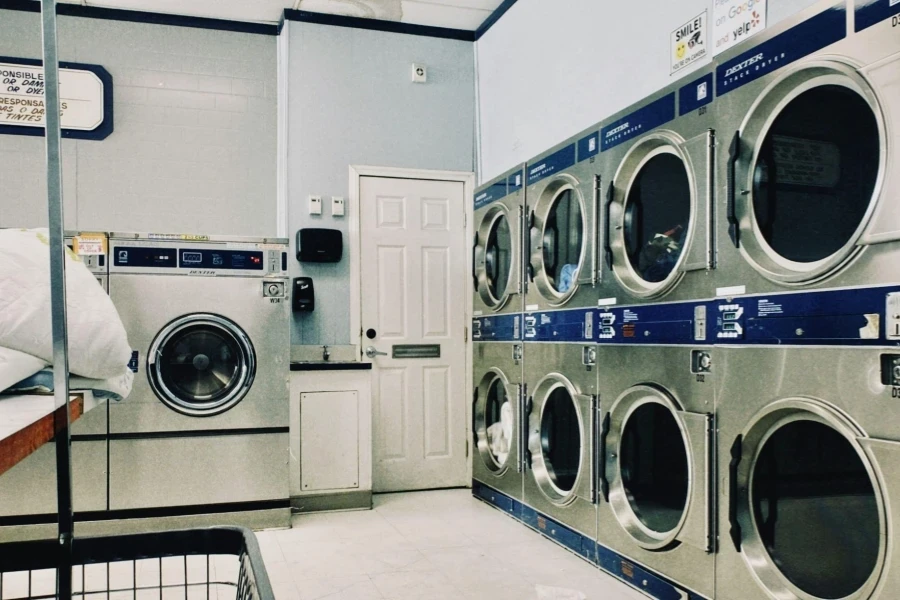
[607,130,714,299]
[474,369,520,476]
[729,60,884,284]
[730,398,889,600]
[527,374,596,506]
[605,385,713,552]
[474,202,521,313]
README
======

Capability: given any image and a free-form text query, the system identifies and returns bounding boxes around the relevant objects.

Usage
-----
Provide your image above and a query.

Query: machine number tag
[270,298,281,304]
[696,374,706,383]
[891,387,900,398]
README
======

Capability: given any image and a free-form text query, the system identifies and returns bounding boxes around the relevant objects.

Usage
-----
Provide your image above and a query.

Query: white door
[360,176,468,492]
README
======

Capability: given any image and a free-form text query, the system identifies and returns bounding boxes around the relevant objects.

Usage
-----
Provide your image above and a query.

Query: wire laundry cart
[0,3,275,600]
[0,527,275,600]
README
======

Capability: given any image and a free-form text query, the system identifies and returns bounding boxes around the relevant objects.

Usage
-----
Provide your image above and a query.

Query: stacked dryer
[519,125,602,557]
[712,1,900,600]
[472,167,526,514]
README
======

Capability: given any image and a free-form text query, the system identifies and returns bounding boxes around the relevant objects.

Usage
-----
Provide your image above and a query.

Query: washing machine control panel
[110,241,289,277]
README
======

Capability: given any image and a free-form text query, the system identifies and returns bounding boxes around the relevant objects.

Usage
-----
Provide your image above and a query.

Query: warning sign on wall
[713,0,768,56]
[0,58,113,140]
[671,11,709,74]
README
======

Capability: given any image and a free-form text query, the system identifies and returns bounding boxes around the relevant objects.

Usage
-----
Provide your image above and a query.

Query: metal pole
[39,0,74,596]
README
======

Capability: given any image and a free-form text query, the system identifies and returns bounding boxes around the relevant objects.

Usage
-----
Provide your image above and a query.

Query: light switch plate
[332,196,345,217]
[309,195,322,215]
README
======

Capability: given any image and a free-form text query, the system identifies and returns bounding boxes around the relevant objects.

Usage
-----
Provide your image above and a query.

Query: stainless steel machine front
[522,343,598,538]
[716,347,900,600]
[107,233,290,515]
[472,342,524,501]
[473,167,525,317]
[524,126,601,312]
[599,67,716,307]
[596,346,715,599]
[714,0,900,297]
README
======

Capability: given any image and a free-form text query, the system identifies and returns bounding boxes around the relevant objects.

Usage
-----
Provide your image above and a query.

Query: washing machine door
[474,368,520,475]
[474,203,520,311]
[730,61,883,283]
[527,374,595,505]
[607,130,713,299]
[148,313,256,416]
[528,176,591,307]
[729,398,894,600]
[605,385,712,551]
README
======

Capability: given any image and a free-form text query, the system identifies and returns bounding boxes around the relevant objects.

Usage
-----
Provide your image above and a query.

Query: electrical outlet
[309,195,322,215]
[332,196,345,217]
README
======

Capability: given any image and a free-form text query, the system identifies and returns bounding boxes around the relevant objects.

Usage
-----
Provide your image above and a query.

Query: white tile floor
[256,489,648,600]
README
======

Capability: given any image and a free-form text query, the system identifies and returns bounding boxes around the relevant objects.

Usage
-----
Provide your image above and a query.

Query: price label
[73,235,107,256]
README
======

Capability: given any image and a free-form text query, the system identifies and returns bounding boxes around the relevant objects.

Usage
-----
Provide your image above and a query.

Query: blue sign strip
[471,482,519,517]
[601,93,676,151]
[598,302,699,345]
[473,314,522,342]
[716,5,846,96]
[679,72,714,115]
[577,131,600,162]
[709,284,900,346]
[595,545,703,600]
[524,308,595,342]
[507,170,524,193]
[519,505,595,561]
[855,0,900,31]
[527,143,576,185]
[474,179,508,210]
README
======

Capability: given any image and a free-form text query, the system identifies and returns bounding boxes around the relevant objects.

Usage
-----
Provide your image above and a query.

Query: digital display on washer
[113,247,177,268]
[178,249,264,270]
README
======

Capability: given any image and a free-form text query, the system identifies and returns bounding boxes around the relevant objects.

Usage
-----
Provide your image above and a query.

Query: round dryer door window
[531,384,582,498]
[623,152,692,285]
[542,189,584,296]
[148,314,256,416]
[475,374,513,471]
[486,214,512,303]
[750,420,880,599]
[752,85,879,264]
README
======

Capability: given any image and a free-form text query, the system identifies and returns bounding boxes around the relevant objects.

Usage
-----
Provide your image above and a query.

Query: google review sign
[0,59,113,140]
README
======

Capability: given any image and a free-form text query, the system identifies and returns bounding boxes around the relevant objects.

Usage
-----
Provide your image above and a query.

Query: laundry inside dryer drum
[543,190,583,294]
[484,377,512,469]
[751,420,879,599]
[624,153,691,283]
[620,403,689,534]
[752,85,879,264]
[153,322,254,412]
[541,387,581,492]
[486,214,512,302]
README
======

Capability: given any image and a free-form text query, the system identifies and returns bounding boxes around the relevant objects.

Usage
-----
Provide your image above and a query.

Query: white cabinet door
[300,391,360,492]
[360,176,468,492]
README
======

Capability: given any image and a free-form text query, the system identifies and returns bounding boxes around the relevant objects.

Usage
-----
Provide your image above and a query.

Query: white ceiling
[47,0,505,29]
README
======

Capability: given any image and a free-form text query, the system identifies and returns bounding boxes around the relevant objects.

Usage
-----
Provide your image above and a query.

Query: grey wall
[0,10,277,236]
[475,0,823,182]
[285,21,475,347]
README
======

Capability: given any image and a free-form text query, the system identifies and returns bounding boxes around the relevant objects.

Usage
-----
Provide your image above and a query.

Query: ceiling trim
[475,0,517,40]
[0,0,279,36]
[282,9,475,41]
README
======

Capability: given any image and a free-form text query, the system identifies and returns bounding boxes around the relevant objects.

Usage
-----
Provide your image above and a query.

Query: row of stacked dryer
[472,2,900,599]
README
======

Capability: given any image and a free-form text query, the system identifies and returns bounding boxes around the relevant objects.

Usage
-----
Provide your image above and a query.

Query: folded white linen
[0,346,48,393]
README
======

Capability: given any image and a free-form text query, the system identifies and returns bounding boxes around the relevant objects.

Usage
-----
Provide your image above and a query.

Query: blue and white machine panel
[473,314,522,342]
[507,171,523,193]
[595,545,705,600]
[679,72,714,115]
[577,130,600,162]
[474,179,508,210]
[597,301,705,345]
[527,144,577,186]
[711,285,900,346]
[601,93,676,152]
[524,308,595,342]
[855,0,900,31]
[716,4,846,96]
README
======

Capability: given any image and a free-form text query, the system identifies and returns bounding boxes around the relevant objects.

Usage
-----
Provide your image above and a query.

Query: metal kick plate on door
[392,345,441,359]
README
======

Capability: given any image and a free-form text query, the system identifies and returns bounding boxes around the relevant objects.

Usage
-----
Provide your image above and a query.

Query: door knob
[365,346,388,358]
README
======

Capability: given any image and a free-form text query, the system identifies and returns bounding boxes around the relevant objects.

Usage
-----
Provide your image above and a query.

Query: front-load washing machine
[472,341,524,512]
[599,66,716,308]
[521,342,598,558]
[716,346,900,600]
[714,0,900,301]
[108,233,290,524]
[524,125,601,314]
[596,346,715,599]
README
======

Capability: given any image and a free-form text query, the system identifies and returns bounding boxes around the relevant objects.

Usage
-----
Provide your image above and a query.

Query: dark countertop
[290,362,372,371]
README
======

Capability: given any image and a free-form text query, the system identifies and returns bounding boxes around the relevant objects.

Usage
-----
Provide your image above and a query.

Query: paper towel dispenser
[296,228,342,263]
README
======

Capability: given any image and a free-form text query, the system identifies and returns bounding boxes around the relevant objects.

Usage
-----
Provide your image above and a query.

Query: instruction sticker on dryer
[855,0,900,31]
[671,11,709,74]
[601,93,676,151]
[527,144,576,185]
